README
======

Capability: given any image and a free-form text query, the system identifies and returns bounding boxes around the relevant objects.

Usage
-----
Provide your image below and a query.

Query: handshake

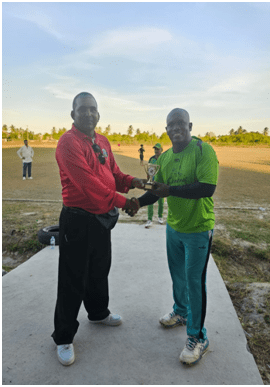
[122,177,170,217]
[122,177,146,217]
[123,197,141,217]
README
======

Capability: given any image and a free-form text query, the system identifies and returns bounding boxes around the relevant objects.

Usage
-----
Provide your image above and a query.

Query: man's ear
[189,122,193,132]
[71,111,74,120]
[97,112,100,123]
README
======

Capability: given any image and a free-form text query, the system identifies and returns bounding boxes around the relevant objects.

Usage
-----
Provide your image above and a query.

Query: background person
[53,91,144,366]
[17,139,34,180]
[138,144,145,165]
[144,143,164,228]
[128,108,219,366]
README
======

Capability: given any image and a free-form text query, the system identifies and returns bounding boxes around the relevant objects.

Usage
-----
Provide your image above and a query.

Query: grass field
[2,144,270,383]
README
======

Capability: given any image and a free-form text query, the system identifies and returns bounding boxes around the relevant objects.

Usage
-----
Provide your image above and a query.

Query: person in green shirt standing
[127,108,219,366]
[144,143,164,228]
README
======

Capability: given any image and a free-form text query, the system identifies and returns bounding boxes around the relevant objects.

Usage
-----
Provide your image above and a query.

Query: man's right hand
[122,197,140,217]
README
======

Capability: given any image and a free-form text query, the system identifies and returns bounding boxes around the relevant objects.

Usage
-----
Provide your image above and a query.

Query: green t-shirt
[148,155,158,165]
[155,137,219,233]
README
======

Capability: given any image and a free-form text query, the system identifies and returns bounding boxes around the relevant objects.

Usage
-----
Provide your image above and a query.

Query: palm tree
[229,128,235,135]
[104,125,111,136]
[127,125,134,136]
[263,127,269,136]
[236,126,243,135]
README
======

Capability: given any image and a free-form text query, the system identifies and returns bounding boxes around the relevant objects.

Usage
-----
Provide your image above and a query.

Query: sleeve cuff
[114,193,127,209]
[126,175,135,188]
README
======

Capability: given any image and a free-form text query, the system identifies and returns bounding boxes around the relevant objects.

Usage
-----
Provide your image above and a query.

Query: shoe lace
[60,344,72,354]
[169,311,177,319]
[186,336,199,351]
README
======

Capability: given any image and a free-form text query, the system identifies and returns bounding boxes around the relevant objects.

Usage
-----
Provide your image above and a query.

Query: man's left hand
[132,178,146,189]
[150,182,170,198]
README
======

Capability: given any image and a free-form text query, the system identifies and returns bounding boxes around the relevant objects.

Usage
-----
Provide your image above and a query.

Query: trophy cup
[144,163,160,190]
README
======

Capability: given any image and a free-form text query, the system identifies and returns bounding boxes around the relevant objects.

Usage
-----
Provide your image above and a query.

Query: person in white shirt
[17,140,34,180]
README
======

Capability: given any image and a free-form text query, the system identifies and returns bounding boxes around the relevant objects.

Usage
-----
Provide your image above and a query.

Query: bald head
[72,92,97,111]
[166,108,190,125]
[71,91,100,136]
[166,108,192,147]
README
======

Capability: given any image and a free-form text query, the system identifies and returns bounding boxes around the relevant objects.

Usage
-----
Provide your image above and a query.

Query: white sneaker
[158,217,163,224]
[57,344,75,366]
[180,336,209,365]
[145,220,152,228]
[23,177,26,180]
[89,313,122,326]
[159,311,187,328]
[29,177,33,179]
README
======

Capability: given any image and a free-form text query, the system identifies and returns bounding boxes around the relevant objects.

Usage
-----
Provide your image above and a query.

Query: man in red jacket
[52,92,144,366]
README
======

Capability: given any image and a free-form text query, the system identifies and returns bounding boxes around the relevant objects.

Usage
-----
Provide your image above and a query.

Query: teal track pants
[148,198,164,220]
[166,224,213,341]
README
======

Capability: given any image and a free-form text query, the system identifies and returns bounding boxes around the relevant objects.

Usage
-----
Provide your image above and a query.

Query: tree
[136,128,141,136]
[235,126,243,135]
[136,131,151,143]
[42,132,50,140]
[104,125,111,136]
[28,131,34,140]
[229,129,235,135]
[51,127,58,140]
[2,124,8,139]
[96,126,103,134]
[205,131,215,137]
[127,125,134,136]
[159,132,170,144]
[263,127,269,136]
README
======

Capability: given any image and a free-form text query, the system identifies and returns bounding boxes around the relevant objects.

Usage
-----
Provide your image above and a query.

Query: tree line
[2,124,269,145]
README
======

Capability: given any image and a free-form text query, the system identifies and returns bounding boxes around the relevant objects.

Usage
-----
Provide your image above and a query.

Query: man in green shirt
[144,143,164,228]
[130,108,219,365]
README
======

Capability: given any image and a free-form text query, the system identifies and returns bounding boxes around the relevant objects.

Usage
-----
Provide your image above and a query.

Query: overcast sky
[2,2,270,136]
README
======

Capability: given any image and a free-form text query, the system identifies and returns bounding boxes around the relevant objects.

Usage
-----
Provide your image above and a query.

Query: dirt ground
[110,143,270,174]
[2,141,270,207]
[2,142,270,383]
[4,140,270,174]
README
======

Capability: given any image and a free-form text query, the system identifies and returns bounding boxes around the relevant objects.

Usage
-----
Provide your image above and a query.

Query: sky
[2,1,270,137]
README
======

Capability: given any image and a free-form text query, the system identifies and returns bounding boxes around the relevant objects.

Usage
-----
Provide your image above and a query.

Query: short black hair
[72,92,96,111]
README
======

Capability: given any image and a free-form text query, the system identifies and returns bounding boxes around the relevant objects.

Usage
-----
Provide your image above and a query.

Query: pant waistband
[63,205,95,217]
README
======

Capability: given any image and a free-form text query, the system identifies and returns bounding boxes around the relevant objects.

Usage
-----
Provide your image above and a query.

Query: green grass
[219,216,270,244]
[2,265,13,273]
[211,236,270,283]
[2,203,26,218]
[6,237,44,255]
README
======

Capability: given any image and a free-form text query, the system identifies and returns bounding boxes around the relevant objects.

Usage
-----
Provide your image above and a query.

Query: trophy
[144,163,160,190]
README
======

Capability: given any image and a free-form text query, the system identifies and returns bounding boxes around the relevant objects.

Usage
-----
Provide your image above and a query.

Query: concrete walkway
[2,223,263,385]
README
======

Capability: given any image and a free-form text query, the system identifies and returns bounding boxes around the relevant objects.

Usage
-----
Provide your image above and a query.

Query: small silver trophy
[144,163,160,190]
